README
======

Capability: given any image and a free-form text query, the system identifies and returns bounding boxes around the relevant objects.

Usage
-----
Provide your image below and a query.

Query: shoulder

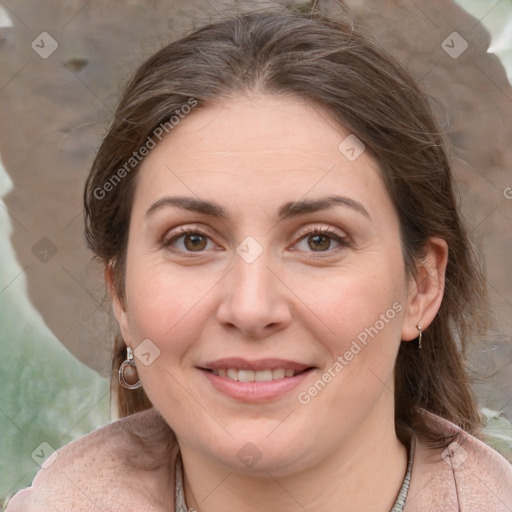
[5,408,179,512]
[405,411,512,512]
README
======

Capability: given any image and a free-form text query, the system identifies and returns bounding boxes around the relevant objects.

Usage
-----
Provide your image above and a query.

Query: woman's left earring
[119,346,142,389]
[416,324,422,350]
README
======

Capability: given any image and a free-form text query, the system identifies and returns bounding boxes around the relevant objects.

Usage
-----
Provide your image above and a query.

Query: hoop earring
[416,324,422,350]
[119,346,141,389]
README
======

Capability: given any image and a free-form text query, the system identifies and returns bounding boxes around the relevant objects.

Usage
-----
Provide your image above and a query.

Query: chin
[201,432,319,477]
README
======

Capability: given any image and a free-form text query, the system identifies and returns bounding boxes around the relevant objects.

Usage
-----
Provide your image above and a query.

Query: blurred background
[1,0,512,505]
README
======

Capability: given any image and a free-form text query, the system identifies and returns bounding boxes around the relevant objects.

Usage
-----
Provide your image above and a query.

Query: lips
[197,358,316,402]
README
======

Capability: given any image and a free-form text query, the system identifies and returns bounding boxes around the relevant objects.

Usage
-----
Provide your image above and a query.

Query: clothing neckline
[174,435,415,512]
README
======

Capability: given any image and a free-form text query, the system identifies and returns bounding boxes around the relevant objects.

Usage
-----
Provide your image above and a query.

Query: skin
[110,93,448,512]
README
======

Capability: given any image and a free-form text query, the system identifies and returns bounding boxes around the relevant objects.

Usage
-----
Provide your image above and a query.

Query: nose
[215,248,292,339]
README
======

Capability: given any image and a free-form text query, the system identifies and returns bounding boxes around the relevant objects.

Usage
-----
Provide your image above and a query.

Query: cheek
[293,268,405,420]
[122,259,218,422]
[293,254,406,406]
[297,259,405,354]
[123,256,218,353]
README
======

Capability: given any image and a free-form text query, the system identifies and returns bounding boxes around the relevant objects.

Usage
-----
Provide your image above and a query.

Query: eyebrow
[145,194,370,220]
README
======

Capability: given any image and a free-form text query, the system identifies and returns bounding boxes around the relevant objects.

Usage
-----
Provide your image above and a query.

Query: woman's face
[113,94,426,476]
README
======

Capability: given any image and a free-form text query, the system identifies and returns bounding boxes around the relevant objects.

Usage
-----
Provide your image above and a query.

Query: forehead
[134,94,389,218]
[149,94,353,169]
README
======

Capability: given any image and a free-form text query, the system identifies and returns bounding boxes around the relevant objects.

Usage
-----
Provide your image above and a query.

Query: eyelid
[294,223,348,241]
[162,223,212,240]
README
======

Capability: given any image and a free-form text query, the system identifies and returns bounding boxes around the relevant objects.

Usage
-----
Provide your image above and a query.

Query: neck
[178,405,408,512]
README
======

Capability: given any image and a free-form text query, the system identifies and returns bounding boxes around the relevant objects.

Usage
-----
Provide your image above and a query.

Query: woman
[7,4,512,511]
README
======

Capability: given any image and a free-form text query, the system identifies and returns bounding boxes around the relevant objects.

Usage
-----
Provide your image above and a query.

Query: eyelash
[162,225,350,258]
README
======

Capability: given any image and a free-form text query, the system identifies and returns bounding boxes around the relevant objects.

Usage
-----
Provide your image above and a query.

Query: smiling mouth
[203,367,314,382]
[197,357,317,401]
[198,363,316,402]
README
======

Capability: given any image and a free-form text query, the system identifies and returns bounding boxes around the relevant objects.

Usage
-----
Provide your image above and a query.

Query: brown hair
[84,3,488,442]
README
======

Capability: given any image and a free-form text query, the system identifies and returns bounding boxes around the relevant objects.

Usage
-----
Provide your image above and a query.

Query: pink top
[5,408,512,511]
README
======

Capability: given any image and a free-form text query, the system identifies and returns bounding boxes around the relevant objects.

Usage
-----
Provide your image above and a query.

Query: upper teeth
[212,368,297,382]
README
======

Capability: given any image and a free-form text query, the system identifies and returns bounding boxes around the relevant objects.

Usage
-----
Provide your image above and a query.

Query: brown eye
[183,233,207,251]
[307,233,332,251]
[163,227,214,254]
[294,226,350,255]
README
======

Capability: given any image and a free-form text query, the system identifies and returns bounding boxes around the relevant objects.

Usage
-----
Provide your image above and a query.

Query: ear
[401,237,448,341]
[104,263,133,347]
